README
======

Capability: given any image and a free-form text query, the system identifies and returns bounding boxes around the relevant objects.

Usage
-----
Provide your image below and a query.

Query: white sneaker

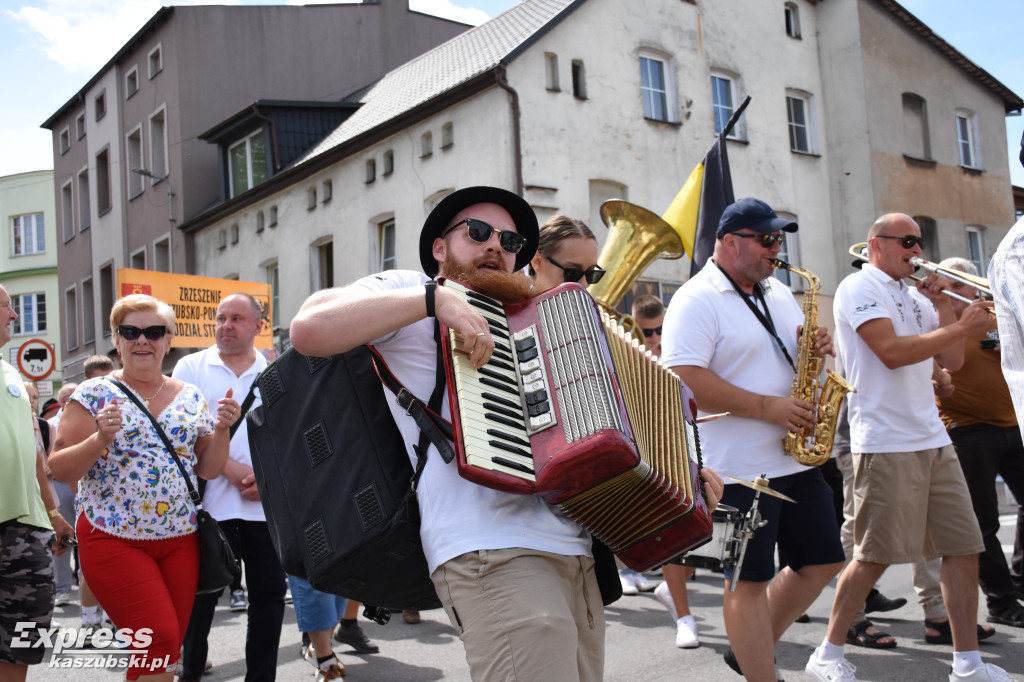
[619,570,639,595]
[632,572,659,592]
[54,591,73,606]
[314,653,347,681]
[654,581,677,621]
[805,653,857,681]
[675,614,699,648]
[950,663,1013,682]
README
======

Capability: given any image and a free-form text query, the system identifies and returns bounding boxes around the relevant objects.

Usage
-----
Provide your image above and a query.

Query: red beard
[438,258,534,304]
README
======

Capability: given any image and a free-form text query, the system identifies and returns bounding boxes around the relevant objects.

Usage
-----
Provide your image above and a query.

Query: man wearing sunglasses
[809,214,1001,682]
[663,197,845,682]
[290,187,727,681]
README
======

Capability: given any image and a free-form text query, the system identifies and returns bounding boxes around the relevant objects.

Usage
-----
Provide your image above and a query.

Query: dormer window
[228,130,268,197]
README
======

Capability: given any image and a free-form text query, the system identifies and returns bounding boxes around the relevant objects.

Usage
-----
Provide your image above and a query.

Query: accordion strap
[369,320,454,485]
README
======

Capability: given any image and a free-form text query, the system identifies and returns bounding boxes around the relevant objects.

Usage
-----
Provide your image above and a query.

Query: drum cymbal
[726,475,797,503]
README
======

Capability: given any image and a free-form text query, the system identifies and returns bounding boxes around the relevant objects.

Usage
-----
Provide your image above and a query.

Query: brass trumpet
[848,242,993,307]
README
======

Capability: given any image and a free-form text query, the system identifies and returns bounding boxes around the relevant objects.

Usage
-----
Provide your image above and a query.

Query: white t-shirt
[356,270,591,573]
[990,215,1024,440]
[172,345,267,522]
[833,263,949,453]
[661,260,808,480]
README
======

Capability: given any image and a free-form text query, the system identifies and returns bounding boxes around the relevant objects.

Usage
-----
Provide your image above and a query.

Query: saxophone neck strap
[713,259,796,373]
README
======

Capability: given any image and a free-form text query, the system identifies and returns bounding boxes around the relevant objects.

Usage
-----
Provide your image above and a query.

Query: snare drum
[677,504,742,571]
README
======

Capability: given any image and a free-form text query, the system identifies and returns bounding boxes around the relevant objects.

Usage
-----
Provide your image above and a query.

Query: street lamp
[131,168,175,223]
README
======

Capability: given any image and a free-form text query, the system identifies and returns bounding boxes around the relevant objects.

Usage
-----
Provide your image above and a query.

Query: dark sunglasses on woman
[875,234,925,249]
[441,218,527,254]
[546,256,606,284]
[117,325,168,341]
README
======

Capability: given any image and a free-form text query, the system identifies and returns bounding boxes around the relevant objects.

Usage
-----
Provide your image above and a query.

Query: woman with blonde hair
[50,294,239,681]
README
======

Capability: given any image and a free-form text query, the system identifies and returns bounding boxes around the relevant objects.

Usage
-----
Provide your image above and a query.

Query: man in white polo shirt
[663,198,845,682]
[174,293,286,682]
[806,214,1000,682]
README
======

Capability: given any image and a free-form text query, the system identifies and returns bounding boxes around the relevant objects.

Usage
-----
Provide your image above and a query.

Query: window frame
[784,2,801,38]
[125,65,139,99]
[61,180,74,243]
[11,213,46,257]
[126,125,145,198]
[148,44,163,79]
[966,226,986,276]
[94,91,106,121]
[11,292,47,336]
[955,111,981,169]
[64,285,79,351]
[711,72,745,139]
[77,167,91,231]
[639,52,675,123]
[378,217,397,272]
[149,107,168,179]
[785,91,815,154]
[59,126,70,155]
[227,129,269,198]
[76,112,86,140]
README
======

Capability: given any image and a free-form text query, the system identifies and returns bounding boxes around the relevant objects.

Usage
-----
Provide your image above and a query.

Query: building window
[772,215,801,289]
[148,44,162,78]
[76,112,86,139]
[11,213,45,256]
[95,91,106,121]
[78,169,90,230]
[366,159,376,183]
[913,216,939,263]
[307,187,317,210]
[149,109,167,177]
[131,247,146,270]
[267,263,280,329]
[127,127,144,197]
[966,226,985,276]
[82,278,95,344]
[786,92,813,153]
[784,2,801,38]
[902,93,931,160]
[125,66,139,99]
[65,287,78,351]
[383,150,394,175]
[316,241,334,290]
[61,181,74,242]
[100,264,114,337]
[571,60,586,99]
[711,74,743,136]
[269,205,278,227]
[441,122,454,148]
[421,131,433,158]
[378,218,396,271]
[256,211,265,233]
[154,235,170,271]
[956,111,979,169]
[11,293,46,335]
[228,129,268,198]
[640,55,669,121]
[96,149,111,215]
[545,52,560,91]
[218,229,227,250]
[322,179,332,203]
[59,127,70,154]
[230,223,239,244]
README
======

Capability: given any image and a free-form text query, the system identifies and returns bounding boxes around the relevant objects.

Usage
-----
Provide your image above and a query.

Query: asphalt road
[32,512,1024,681]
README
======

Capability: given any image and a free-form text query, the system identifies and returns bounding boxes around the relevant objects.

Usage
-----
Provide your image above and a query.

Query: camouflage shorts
[0,520,55,665]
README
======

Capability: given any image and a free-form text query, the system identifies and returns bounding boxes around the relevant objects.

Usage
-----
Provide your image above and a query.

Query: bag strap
[229,380,258,441]
[109,378,204,511]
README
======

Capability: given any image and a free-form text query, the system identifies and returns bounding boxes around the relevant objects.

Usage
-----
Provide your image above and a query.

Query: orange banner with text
[116,269,273,349]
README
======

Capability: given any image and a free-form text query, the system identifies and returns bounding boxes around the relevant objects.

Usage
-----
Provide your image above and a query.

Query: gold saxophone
[772,259,856,466]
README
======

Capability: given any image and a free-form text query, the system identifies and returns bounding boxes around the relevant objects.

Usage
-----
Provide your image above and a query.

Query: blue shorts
[286,575,348,633]
[723,468,844,583]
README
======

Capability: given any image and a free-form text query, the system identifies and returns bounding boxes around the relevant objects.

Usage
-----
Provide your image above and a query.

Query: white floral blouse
[71,376,214,540]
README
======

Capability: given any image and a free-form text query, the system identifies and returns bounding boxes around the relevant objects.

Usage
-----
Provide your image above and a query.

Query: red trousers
[77,514,199,679]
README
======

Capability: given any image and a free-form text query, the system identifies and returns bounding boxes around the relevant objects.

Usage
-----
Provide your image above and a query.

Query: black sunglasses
[641,325,663,338]
[442,218,527,255]
[117,325,168,341]
[546,256,606,284]
[731,232,786,247]
[876,234,925,249]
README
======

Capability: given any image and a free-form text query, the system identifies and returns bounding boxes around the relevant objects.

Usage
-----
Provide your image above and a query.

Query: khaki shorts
[851,446,983,564]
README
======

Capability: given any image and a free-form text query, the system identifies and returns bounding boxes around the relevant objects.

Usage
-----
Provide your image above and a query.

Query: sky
[1,0,1021,186]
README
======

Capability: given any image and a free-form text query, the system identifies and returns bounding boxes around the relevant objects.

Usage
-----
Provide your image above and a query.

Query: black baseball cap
[716,197,798,238]
[419,186,539,277]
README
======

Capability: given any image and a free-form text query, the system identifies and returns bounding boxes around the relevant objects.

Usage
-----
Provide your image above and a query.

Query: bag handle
[109,378,205,511]
[229,381,258,441]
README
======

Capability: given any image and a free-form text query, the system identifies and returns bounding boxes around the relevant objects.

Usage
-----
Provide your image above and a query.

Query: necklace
[119,372,166,407]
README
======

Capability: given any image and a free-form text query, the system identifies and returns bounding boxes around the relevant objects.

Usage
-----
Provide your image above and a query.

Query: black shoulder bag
[110,378,241,595]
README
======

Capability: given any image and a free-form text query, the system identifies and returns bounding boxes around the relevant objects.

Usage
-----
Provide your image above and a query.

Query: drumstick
[696,412,730,423]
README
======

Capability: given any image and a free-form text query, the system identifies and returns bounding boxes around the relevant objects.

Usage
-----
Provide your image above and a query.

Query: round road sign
[17,338,56,381]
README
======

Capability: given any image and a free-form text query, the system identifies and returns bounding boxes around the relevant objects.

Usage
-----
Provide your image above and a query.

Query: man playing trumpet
[807,214,1001,681]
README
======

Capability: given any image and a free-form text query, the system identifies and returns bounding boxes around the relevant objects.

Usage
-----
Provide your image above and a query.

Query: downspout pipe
[494,67,523,195]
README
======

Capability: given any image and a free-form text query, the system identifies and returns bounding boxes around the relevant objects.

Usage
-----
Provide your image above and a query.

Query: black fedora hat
[419,186,539,277]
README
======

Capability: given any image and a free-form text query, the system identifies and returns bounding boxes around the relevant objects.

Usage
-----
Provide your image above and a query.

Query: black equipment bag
[247,345,441,612]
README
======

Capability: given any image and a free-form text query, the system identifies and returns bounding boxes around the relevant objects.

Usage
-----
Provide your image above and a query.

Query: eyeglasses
[117,325,168,341]
[641,325,663,338]
[875,234,925,249]
[441,218,527,254]
[546,256,607,284]
[731,232,786,248]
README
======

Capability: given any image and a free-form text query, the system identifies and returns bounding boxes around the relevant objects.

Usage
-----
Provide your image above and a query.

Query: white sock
[952,651,983,675]
[817,639,845,662]
[81,605,99,623]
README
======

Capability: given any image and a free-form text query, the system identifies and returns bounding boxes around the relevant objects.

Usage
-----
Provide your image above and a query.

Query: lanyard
[713,260,796,372]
